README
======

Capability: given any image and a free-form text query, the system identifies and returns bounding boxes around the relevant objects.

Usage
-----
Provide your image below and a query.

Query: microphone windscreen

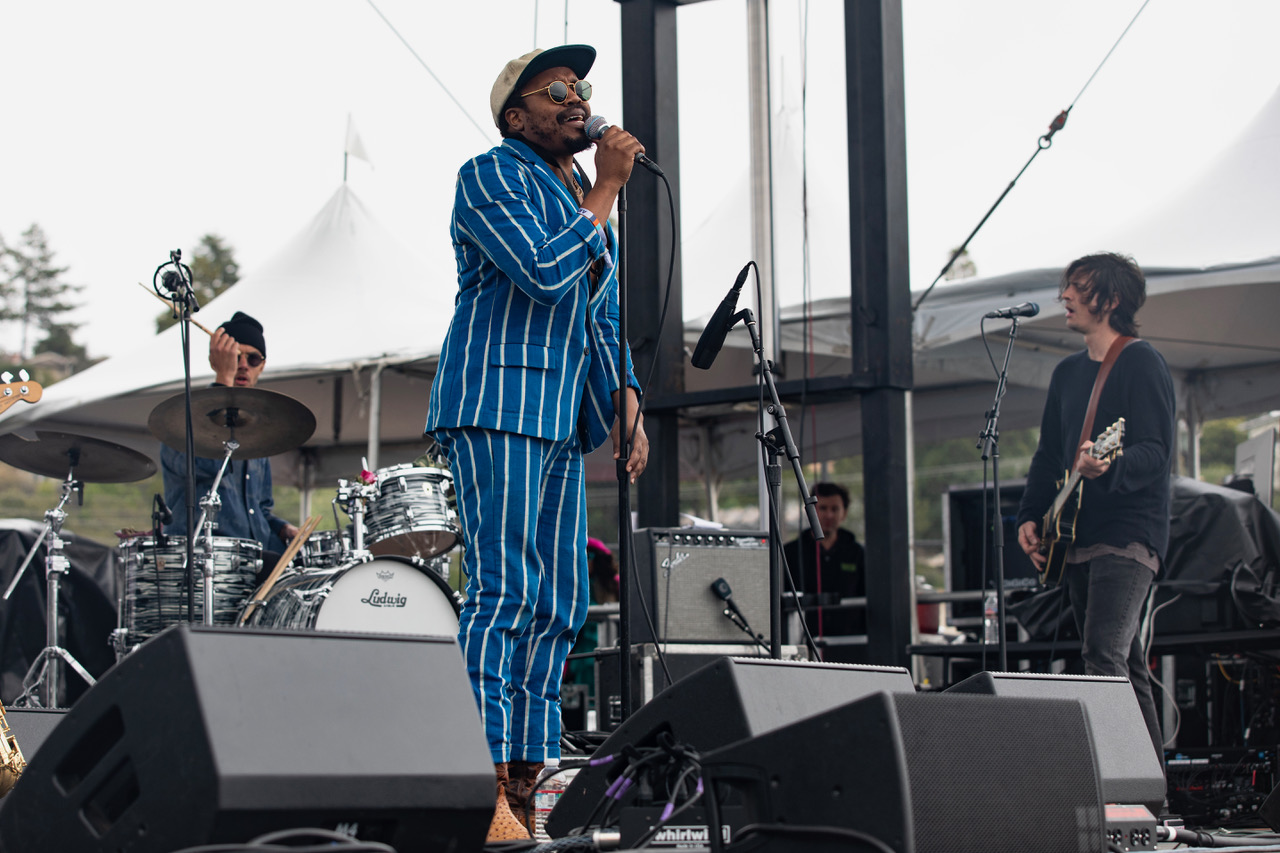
[585,115,610,141]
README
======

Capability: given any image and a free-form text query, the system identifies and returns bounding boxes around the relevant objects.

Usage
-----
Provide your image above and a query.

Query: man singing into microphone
[423,44,648,841]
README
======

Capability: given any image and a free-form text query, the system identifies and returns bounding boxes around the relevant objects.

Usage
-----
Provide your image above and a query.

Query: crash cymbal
[148,386,316,460]
[0,430,158,483]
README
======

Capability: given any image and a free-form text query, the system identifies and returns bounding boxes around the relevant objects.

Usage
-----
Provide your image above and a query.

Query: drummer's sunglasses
[521,79,592,104]
[239,352,265,367]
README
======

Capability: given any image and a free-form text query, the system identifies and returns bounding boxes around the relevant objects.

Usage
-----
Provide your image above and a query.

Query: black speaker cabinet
[547,655,916,836]
[629,528,771,645]
[946,671,1165,815]
[1,706,66,764]
[705,691,1105,853]
[0,625,492,853]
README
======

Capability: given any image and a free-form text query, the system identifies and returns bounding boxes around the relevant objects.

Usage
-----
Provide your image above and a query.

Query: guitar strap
[1073,335,1137,470]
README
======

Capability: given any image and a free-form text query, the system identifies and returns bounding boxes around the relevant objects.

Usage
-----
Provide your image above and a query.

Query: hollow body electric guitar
[1036,419,1125,586]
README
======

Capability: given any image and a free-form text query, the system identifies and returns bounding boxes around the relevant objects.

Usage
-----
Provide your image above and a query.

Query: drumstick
[239,515,322,625]
[137,283,217,337]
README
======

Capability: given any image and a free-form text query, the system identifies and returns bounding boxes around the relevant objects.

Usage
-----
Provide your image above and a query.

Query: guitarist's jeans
[1063,554,1165,773]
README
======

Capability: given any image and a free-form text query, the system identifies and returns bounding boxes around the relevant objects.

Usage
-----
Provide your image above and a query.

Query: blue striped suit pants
[436,426,588,763]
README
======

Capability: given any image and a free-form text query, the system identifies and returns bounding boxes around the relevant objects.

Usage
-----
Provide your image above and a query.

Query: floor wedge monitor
[0,624,492,853]
[703,691,1106,853]
[946,670,1165,815]
[548,655,916,838]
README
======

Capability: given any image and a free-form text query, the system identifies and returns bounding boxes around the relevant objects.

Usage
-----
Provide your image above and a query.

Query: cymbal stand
[8,470,96,708]
[192,437,237,626]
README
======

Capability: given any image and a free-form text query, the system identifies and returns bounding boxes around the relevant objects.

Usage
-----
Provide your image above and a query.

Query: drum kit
[0,386,462,708]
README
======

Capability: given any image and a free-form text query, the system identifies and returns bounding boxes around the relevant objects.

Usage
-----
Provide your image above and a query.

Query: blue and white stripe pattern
[425,138,634,452]
[437,427,587,762]
[424,138,637,763]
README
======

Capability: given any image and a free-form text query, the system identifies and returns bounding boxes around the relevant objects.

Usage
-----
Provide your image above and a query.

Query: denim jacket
[160,444,287,557]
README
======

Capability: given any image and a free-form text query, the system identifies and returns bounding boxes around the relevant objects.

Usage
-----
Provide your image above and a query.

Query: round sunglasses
[520,79,592,105]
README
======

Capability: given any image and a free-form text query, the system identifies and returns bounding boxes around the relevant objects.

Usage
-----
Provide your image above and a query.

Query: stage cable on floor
[912,0,1153,313]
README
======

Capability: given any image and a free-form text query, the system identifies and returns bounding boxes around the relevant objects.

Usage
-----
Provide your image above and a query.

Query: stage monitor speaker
[629,528,771,645]
[547,655,916,837]
[0,625,492,853]
[704,691,1105,853]
[946,671,1165,815]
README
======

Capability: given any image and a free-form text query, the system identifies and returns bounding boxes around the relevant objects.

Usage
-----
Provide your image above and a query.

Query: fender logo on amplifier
[659,551,691,570]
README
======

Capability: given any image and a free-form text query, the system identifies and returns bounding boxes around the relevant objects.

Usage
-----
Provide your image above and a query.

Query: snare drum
[241,556,459,636]
[363,464,459,559]
[118,536,262,649]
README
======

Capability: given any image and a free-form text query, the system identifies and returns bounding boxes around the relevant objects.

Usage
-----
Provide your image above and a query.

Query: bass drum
[242,556,459,637]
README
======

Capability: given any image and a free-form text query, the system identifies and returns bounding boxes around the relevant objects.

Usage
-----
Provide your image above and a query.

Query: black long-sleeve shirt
[1016,340,1175,562]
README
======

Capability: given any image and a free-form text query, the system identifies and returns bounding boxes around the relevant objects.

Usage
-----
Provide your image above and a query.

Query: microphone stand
[614,184,635,723]
[977,317,1022,672]
[741,307,821,659]
[155,250,201,623]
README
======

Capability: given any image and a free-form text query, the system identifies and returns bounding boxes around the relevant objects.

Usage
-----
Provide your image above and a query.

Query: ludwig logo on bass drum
[361,589,408,608]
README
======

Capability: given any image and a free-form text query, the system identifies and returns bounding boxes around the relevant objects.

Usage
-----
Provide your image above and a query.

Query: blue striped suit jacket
[425,139,636,452]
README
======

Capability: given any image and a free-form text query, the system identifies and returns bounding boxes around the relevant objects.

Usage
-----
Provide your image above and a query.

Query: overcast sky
[2,0,1277,362]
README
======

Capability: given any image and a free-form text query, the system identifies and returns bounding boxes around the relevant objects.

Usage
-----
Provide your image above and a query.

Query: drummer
[159,312,299,572]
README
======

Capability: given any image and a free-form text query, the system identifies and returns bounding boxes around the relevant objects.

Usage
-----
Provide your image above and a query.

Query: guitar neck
[1047,469,1085,519]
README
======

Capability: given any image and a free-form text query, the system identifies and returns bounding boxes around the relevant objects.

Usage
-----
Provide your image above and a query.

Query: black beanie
[220,311,266,358]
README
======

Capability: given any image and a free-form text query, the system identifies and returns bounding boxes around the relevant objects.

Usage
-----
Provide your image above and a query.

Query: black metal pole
[978,318,1022,672]
[615,185,634,723]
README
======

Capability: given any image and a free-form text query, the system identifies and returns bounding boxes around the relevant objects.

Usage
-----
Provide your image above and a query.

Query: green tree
[2,224,83,359]
[155,234,240,332]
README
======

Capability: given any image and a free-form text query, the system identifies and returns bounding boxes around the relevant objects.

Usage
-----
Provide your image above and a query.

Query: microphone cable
[912,0,1154,312]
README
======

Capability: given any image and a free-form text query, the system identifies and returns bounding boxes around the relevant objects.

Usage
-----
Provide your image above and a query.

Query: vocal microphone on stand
[152,493,173,546]
[984,302,1039,319]
[691,263,753,370]
[585,115,664,177]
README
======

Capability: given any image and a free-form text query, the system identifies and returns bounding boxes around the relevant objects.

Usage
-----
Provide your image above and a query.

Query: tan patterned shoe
[487,762,532,842]
[506,760,545,835]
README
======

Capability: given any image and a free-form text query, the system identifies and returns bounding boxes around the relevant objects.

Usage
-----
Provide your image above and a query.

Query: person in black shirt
[784,482,866,636]
[1016,252,1173,768]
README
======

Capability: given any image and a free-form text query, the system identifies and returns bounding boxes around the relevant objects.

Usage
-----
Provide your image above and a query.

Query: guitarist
[1016,252,1174,771]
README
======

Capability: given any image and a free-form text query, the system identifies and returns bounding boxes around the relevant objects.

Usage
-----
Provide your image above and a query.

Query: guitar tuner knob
[0,372,11,384]
[18,370,29,381]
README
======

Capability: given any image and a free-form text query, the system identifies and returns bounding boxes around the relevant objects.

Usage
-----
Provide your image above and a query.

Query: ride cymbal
[148,387,316,460]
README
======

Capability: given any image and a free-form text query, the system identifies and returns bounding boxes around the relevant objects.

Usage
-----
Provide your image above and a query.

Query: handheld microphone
[584,115,664,176]
[984,302,1040,319]
[691,263,752,370]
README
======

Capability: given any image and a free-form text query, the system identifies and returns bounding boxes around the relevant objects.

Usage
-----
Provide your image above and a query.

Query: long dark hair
[1060,252,1146,337]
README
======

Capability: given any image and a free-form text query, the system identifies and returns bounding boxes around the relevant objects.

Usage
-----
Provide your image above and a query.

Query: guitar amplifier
[628,528,771,646]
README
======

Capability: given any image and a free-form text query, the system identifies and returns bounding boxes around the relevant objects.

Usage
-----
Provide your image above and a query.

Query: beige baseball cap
[490,44,596,128]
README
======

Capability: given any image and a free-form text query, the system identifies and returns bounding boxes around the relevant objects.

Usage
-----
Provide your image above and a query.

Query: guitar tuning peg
[1,372,12,384]
[18,369,29,381]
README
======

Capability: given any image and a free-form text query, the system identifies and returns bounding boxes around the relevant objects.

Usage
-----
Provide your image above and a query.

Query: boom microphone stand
[740,309,822,659]
[154,250,201,623]
[977,317,1024,672]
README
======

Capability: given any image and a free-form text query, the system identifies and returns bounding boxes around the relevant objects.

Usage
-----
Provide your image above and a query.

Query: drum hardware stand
[192,438,238,626]
[4,470,96,708]
[334,476,378,562]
